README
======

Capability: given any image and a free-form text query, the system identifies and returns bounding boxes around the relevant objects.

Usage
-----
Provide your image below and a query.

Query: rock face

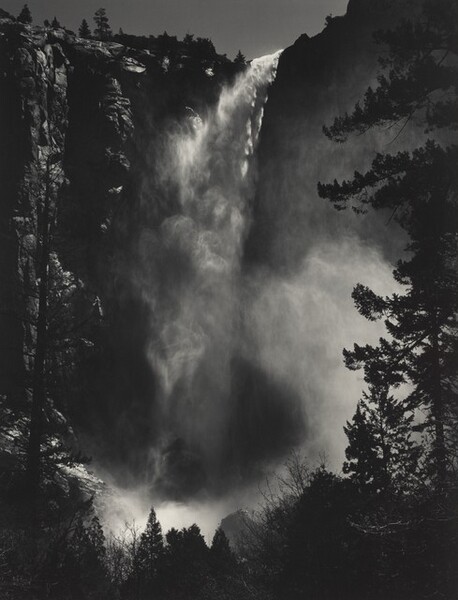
[0,22,137,399]
[245,0,421,271]
[0,21,70,402]
[220,510,254,549]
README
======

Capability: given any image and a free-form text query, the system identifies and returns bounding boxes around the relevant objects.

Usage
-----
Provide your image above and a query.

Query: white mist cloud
[245,236,400,469]
[102,480,258,542]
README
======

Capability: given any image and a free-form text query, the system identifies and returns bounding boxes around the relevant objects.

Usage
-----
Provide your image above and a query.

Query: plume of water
[137,52,282,498]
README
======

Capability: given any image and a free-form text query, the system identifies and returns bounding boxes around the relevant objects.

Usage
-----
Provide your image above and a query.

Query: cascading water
[139,52,282,498]
[106,48,395,537]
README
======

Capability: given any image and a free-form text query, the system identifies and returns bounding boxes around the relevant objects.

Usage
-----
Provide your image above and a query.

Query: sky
[4,0,349,58]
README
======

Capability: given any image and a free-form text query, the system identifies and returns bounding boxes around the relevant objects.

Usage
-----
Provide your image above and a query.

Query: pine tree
[318,0,458,492]
[79,19,91,39]
[17,4,32,24]
[234,50,246,65]
[51,16,60,29]
[133,506,163,592]
[25,153,57,528]
[86,515,107,560]
[93,8,112,41]
[210,527,236,574]
[161,525,210,597]
[20,134,101,529]
[56,515,110,598]
[343,383,419,494]
[211,527,232,556]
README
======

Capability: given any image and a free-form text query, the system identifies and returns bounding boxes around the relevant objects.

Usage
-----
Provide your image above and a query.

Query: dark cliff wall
[0,22,71,403]
[246,0,422,271]
[0,23,146,427]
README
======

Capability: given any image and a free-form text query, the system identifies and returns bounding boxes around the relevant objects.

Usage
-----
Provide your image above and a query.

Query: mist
[244,237,399,468]
[95,44,403,535]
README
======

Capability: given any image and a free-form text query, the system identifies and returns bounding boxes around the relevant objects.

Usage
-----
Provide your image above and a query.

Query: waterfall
[102,48,396,535]
[139,52,282,498]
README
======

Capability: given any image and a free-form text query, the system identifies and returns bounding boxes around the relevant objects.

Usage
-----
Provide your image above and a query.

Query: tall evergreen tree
[17,4,32,24]
[51,16,61,29]
[132,506,163,594]
[93,8,112,41]
[26,153,58,528]
[79,19,91,39]
[161,524,210,598]
[210,527,235,572]
[234,50,246,65]
[58,515,110,598]
[343,382,419,494]
[318,0,458,491]
[19,133,101,529]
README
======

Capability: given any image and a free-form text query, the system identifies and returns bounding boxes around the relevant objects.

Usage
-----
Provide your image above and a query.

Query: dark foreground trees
[319,140,458,491]
[3,454,455,600]
[316,0,458,596]
[111,509,251,600]
[240,453,458,600]
[319,0,458,488]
